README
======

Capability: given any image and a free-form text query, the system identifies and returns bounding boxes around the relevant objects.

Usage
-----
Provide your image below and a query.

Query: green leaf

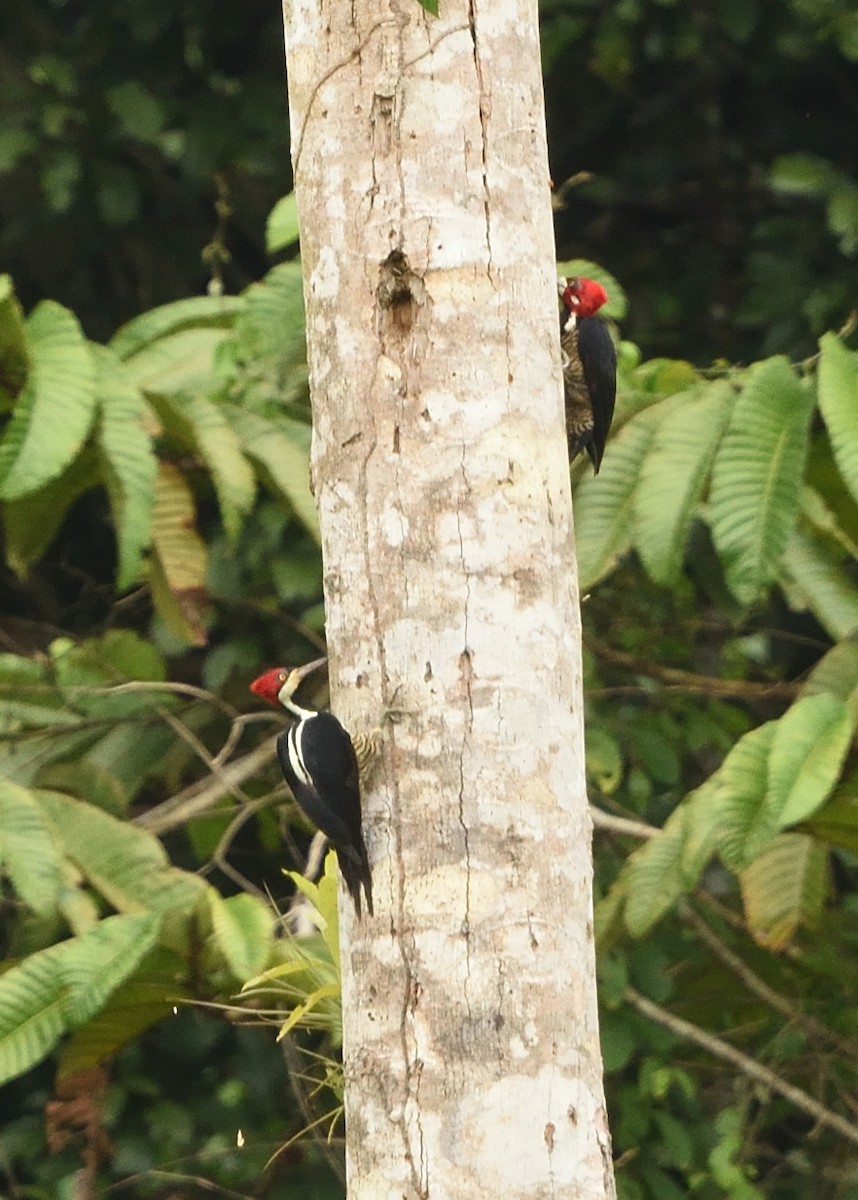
[50,628,167,719]
[0,781,64,915]
[121,327,229,395]
[208,890,274,981]
[149,463,209,646]
[416,0,439,16]
[39,760,129,817]
[154,393,256,541]
[714,722,778,870]
[42,148,80,214]
[709,357,814,604]
[802,640,858,716]
[0,274,30,407]
[0,301,96,500]
[0,944,68,1085]
[779,516,858,639]
[84,721,178,801]
[586,728,623,795]
[806,764,858,852]
[2,449,100,577]
[739,833,827,950]
[652,1111,694,1170]
[277,982,341,1040]
[622,809,687,937]
[0,129,36,175]
[236,261,307,369]
[94,346,158,589]
[828,187,858,254]
[767,693,853,827]
[0,653,74,732]
[817,333,858,507]
[709,1107,765,1199]
[574,411,659,589]
[634,381,733,584]
[58,946,190,1077]
[266,192,301,254]
[288,852,341,972]
[0,912,161,1085]
[232,409,319,541]
[768,152,836,198]
[57,912,161,1026]
[798,483,858,560]
[105,81,166,143]
[36,790,205,916]
[110,295,242,361]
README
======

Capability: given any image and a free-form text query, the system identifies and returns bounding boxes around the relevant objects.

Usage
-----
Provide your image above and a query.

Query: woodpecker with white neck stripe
[558,275,617,472]
[250,657,373,918]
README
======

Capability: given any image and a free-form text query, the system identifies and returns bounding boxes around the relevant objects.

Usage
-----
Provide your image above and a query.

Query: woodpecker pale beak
[276,655,328,710]
[292,655,328,683]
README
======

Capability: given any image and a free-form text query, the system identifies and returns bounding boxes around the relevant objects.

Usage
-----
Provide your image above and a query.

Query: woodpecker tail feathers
[337,842,374,919]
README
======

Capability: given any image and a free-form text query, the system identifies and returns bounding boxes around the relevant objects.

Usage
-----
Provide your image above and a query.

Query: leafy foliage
[0,260,316,647]
[244,853,344,1051]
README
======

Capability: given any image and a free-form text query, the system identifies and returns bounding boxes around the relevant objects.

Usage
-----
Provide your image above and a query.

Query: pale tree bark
[281,0,615,1192]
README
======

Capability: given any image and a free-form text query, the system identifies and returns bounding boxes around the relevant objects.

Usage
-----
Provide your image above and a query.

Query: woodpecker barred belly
[558,276,617,473]
[250,658,373,918]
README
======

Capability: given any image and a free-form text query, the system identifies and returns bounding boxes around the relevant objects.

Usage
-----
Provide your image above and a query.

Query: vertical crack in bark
[467,0,493,274]
[545,1046,557,1197]
[396,959,428,1199]
[456,447,474,1009]
[494,956,507,1072]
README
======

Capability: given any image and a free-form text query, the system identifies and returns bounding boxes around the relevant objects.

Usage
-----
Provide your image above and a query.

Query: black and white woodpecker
[558,275,617,473]
[250,657,374,918]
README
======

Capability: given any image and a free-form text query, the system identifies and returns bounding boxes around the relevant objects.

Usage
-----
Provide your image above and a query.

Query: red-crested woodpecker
[558,275,617,473]
[250,658,373,918]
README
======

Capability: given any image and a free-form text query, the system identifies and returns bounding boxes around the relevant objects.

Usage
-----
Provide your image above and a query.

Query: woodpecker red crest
[558,275,617,473]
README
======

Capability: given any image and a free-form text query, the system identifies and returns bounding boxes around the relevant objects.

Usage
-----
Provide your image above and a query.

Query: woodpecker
[558,275,617,473]
[250,657,373,919]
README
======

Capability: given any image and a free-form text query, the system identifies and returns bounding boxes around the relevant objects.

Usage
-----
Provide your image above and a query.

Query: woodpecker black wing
[575,316,616,473]
[276,711,373,918]
[559,308,617,473]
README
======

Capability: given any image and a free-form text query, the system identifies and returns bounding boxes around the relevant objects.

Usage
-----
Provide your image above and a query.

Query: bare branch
[681,904,858,1064]
[590,807,659,840]
[134,736,283,835]
[626,987,858,1147]
[586,635,801,701]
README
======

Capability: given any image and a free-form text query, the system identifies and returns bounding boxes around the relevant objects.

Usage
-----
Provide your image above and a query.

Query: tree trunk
[281,0,616,1193]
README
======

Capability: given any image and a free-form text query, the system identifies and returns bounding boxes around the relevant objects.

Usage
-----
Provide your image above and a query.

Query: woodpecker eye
[278,672,287,683]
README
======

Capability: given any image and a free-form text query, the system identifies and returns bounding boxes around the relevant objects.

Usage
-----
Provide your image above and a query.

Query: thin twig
[590,807,658,840]
[105,1167,256,1199]
[134,737,283,834]
[585,635,801,701]
[91,680,239,717]
[208,796,279,902]
[680,904,858,1064]
[626,987,858,1148]
[280,1037,346,1184]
